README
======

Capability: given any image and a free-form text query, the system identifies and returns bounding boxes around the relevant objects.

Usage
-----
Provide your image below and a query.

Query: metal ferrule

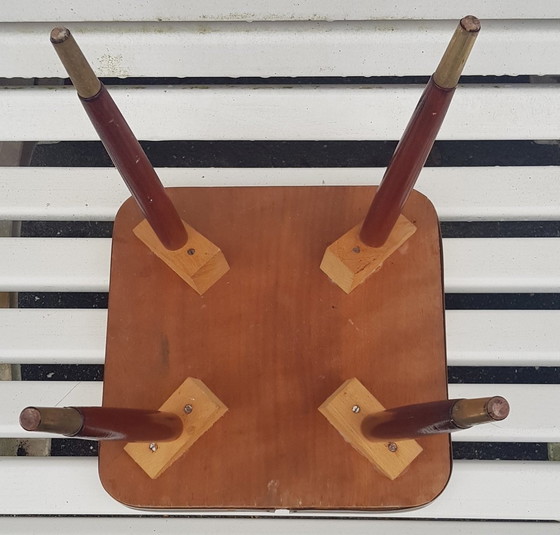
[50,27,102,99]
[19,406,84,436]
[433,15,481,89]
[451,396,510,428]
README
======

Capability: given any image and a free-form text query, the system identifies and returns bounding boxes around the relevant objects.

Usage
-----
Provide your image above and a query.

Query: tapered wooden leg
[321,17,480,293]
[319,378,423,480]
[51,27,229,294]
[19,406,182,442]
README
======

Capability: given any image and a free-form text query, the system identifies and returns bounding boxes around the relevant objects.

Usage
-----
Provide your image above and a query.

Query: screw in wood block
[124,377,228,479]
[319,378,423,480]
[133,219,230,295]
[320,215,416,294]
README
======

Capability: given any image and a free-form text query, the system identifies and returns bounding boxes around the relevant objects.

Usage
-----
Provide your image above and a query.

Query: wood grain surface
[99,185,451,510]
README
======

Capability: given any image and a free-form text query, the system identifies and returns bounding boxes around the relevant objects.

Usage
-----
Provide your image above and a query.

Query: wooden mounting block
[320,215,417,294]
[124,377,228,479]
[133,220,229,295]
[99,185,451,510]
[319,377,423,481]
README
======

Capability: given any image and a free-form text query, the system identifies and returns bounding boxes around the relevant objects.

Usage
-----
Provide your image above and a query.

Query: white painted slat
[2,85,560,142]
[1,518,558,535]
[3,381,558,442]
[1,20,557,78]
[392,461,560,521]
[1,309,560,367]
[446,310,560,367]
[0,238,110,292]
[0,309,106,364]
[0,457,558,520]
[443,238,560,293]
[3,1,560,22]
[1,237,560,293]
[2,166,560,222]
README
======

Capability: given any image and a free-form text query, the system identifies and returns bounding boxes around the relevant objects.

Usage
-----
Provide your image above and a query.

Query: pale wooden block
[319,378,423,480]
[320,216,417,293]
[124,377,228,479]
[133,219,229,295]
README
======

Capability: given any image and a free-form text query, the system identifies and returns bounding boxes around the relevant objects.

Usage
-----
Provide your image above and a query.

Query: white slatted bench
[1,2,560,531]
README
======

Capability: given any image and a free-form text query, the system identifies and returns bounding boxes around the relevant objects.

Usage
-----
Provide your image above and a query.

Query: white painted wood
[364,461,560,521]
[1,518,558,535]
[3,1,560,22]
[1,309,559,367]
[446,310,560,366]
[2,166,560,222]
[0,309,106,364]
[2,85,560,142]
[1,237,559,293]
[3,381,558,442]
[5,518,560,535]
[443,238,560,293]
[0,238,110,292]
[0,457,558,520]
[1,20,557,78]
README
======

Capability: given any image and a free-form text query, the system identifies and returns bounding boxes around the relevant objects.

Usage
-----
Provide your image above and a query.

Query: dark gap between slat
[50,439,98,457]
[30,140,560,168]
[20,220,560,239]
[44,440,550,460]
[0,75,541,87]
[445,293,560,310]
[20,364,103,382]
[449,367,560,384]
[441,221,560,238]
[99,75,535,85]
[18,292,108,308]
[20,221,113,238]
[452,442,549,461]
[18,293,560,311]
[19,363,560,384]
[75,75,535,85]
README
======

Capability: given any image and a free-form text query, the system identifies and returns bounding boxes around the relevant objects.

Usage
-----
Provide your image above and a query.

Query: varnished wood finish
[319,378,423,480]
[359,80,454,247]
[100,185,450,510]
[362,396,510,440]
[362,399,460,439]
[78,407,182,441]
[359,17,480,248]
[19,406,182,441]
[51,27,187,250]
[81,86,188,250]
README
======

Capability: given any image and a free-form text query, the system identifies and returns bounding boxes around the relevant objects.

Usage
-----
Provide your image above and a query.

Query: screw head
[187,248,196,255]
[387,442,398,452]
[184,404,193,414]
[352,405,360,413]
[352,246,361,253]
[149,442,158,452]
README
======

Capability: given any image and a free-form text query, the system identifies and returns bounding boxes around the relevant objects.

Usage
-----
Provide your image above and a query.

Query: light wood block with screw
[319,378,423,480]
[123,377,228,480]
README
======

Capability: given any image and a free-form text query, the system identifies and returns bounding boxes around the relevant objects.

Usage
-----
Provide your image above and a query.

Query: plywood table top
[100,185,451,510]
